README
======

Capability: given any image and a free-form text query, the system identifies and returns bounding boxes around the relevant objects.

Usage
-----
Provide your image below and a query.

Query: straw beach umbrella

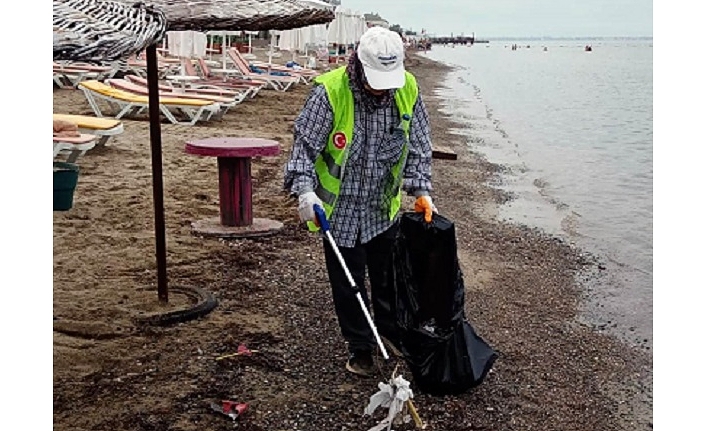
[115,0,335,31]
[53,0,167,62]
[54,0,334,309]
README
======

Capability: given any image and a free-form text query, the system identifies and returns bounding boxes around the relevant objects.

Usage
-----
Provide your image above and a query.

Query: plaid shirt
[284,80,433,247]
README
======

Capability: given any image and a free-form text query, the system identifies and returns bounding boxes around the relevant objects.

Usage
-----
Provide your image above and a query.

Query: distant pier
[426,36,489,45]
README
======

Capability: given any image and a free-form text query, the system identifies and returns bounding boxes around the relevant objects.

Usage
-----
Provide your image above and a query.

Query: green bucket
[53,162,80,211]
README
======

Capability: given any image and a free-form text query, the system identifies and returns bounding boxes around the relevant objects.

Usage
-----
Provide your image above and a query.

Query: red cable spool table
[184,137,283,238]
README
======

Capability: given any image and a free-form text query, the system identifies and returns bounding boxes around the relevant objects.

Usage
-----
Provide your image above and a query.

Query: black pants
[323,223,399,353]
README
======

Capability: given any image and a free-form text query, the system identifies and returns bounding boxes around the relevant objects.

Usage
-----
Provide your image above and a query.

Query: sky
[340,0,653,38]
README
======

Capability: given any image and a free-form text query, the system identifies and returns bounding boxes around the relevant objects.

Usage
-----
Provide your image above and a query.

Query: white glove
[297,191,323,223]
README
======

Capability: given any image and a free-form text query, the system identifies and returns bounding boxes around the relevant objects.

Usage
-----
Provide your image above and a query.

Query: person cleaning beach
[284,26,437,377]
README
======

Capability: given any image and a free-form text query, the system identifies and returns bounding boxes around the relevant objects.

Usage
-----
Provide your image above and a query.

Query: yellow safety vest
[307,66,419,231]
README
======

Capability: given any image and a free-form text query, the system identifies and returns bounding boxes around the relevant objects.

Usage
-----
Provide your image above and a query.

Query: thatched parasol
[53,0,167,62]
[115,0,335,32]
[53,0,335,308]
[54,0,335,62]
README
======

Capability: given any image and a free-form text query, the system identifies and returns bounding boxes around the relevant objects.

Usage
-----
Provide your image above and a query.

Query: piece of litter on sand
[209,400,248,421]
[364,373,425,431]
[406,399,426,429]
[215,343,259,361]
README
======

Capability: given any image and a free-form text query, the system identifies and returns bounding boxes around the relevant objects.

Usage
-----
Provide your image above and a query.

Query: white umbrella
[267,30,281,64]
[276,0,333,62]
[327,7,366,46]
[243,30,258,59]
[206,30,242,67]
[297,27,312,59]
[356,13,368,42]
[167,30,207,73]
[326,6,346,45]
[345,10,357,45]
[300,24,322,54]
[277,27,300,61]
[296,28,308,53]
[311,23,329,46]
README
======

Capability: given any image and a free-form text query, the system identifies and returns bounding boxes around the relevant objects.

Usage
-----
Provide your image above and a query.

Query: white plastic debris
[364,374,414,431]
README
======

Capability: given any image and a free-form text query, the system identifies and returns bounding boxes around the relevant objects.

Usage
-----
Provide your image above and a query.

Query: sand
[53,50,652,430]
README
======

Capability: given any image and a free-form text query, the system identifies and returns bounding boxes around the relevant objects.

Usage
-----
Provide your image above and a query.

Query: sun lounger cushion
[53,133,97,145]
[79,80,212,107]
[249,65,291,76]
[106,79,235,105]
[53,114,121,131]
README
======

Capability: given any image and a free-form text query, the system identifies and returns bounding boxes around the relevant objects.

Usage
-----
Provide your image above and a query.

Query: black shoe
[381,336,404,359]
[346,350,375,377]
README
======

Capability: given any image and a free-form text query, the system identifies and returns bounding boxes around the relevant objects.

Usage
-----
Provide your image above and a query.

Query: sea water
[426,39,653,350]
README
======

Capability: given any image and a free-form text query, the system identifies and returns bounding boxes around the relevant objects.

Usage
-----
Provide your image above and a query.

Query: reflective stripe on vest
[307,66,419,232]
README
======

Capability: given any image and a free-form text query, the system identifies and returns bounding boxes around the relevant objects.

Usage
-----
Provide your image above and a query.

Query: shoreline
[53,50,652,430]
[410,52,653,429]
[411,52,653,429]
[421,45,654,354]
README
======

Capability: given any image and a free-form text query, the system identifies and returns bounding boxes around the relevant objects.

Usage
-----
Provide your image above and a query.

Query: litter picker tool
[313,204,390,360]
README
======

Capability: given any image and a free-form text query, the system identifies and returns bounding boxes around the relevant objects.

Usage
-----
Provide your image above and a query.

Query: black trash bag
[390,212,498,396]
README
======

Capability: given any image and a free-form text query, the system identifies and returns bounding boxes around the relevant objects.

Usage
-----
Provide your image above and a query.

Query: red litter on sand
[210,400,248,421]
[215,343,259,361]
[237,343,253,356]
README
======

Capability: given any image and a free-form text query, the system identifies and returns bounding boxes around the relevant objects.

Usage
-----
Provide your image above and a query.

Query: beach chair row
[76,70,269,126]
[56,47,322,126]
[55,46,318,92]
[76,58,318,125]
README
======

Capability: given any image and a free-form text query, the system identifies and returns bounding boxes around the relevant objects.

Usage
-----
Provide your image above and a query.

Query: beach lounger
[53,62,113,89]
[249,61,318,84]
[125,55,177,79]
[196,57,267,96]
[52,114,124,147]
[78,80,220,126]
[189,58,265,98]
[230,48,319,84]
[224,49,299,92]
[106,78,237,117]
[124,74,249,105]
[53,133,97,163]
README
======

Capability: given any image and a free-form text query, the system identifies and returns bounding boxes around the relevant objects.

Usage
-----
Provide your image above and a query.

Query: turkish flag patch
[333,132,347,150]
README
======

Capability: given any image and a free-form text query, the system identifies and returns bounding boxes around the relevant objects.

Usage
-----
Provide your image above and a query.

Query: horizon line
[418,35,653,40]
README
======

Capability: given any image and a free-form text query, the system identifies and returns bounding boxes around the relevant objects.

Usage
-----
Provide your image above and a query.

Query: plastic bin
[53,162,80,211]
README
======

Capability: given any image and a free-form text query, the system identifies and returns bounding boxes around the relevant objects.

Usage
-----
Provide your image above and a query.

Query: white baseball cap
[357,26,406,90]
